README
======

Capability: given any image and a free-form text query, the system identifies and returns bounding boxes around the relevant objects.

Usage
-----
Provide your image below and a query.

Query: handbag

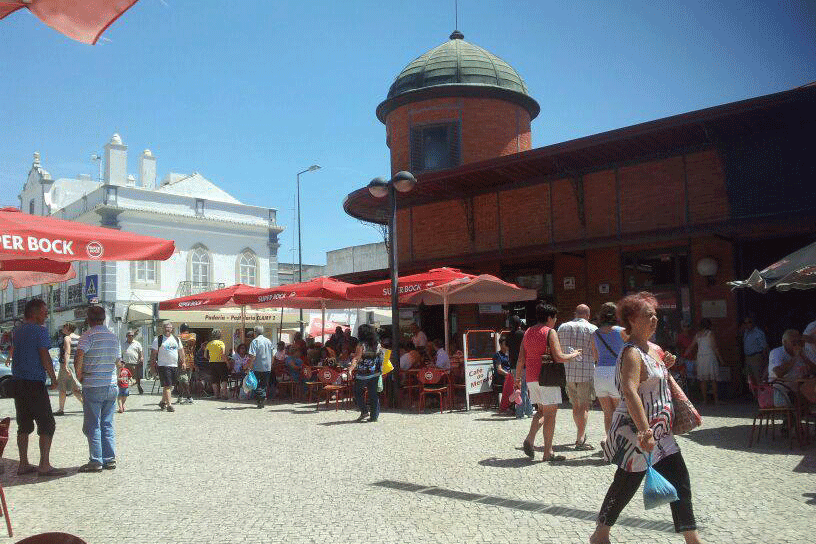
[538,354,565,387]
[668,373,702,434]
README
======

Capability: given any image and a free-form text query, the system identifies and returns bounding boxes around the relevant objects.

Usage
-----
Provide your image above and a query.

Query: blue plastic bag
[242,371,258,395]
[642,452,679,510]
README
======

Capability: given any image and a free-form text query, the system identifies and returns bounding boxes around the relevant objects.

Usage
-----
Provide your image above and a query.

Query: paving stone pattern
[0,391,813,543]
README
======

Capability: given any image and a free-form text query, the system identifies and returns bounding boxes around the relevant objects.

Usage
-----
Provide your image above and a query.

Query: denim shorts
[118,386,129,397]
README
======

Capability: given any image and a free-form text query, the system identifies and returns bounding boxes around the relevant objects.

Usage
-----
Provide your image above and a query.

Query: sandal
[542,454,566,463]
[38,467,67,477]
[16,465,37,475]
[575,436,595,451]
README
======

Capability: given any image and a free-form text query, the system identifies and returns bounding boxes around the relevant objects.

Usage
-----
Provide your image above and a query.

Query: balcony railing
[175,281,225,298]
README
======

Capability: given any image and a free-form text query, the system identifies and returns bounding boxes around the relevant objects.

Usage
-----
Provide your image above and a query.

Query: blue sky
[1,0,814,265]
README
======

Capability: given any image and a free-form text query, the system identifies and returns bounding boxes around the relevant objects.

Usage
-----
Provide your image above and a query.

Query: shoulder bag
[537,327,566,387]
[668,373,702,434]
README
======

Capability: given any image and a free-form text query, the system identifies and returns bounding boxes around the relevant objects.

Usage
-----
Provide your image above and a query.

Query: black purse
[537,353,565,387]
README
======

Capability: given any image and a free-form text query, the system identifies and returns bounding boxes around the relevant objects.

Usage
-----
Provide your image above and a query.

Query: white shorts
[527,382,562,406]
[594,366,620,399]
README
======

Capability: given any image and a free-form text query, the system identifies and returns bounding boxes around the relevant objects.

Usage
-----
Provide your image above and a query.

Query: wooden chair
[747,379,801,449]
[417,367,450,413]
[273,365,296,400]
[302,365,322,403]
[1,417,13,537]
[316,367,351,411]
[399,370,422,408]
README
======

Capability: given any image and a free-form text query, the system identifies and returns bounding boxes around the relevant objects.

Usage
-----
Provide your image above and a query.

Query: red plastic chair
[417,367,450,413]
[1,416,13,537]
[316,367,350,411]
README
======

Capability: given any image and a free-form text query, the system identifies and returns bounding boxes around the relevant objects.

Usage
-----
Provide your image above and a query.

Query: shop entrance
[622,248,691,352]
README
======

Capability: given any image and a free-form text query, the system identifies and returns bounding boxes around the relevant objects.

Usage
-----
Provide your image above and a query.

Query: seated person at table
[285,347,307,394]
[428,340,451,371]
[232,343,249,375]
[768,329,816,407]
[307,342,322,366]
[400,342,419,371]
[274,341,286,365]
[337,347,352,368]
[493,337,511,389]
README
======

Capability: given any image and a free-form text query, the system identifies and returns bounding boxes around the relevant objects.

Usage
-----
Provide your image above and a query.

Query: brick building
[344,31,816,376]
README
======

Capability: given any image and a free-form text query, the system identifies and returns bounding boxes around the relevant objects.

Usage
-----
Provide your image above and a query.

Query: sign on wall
[598,283,610,294]
[563,276,576,291]
[84,275,98,302]
[701,299,727,319]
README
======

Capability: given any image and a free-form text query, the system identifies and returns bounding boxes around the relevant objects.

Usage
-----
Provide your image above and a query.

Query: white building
[2,134,284,345]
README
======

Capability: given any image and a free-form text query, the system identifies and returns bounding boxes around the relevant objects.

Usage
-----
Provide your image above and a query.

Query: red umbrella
[0,0,139,45]
[234,277,361,310]
[345,267,472,302]
[159,284,266,311]
[0,267,76,289]
[0,207,175,266]
[346,268,537,351]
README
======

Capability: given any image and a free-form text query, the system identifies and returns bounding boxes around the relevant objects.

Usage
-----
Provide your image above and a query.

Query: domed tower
[377,31,539,175]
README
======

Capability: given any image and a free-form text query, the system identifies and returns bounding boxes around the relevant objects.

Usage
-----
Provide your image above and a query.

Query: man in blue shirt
[246,326,274,409]
[742,316,769,384]
[9,299,64,476]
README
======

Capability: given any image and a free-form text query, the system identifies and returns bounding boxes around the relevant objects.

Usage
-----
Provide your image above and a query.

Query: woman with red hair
[591,292,703,544]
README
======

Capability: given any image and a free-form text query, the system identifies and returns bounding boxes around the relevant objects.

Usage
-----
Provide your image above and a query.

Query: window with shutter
[409,122,462,173]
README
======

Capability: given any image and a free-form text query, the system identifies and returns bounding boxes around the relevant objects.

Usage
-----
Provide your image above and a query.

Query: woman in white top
[684,318,724,404]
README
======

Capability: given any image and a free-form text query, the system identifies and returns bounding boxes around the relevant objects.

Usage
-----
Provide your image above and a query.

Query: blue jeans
[288,369,307,394]
[82,385,117,465]
[354,376,380,421]
[514,369,533,417]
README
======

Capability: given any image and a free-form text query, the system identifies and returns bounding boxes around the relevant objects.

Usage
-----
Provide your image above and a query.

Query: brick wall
[619,156,686,233]
[385,97,532,175]
[685,150,730,224]
[689,236,739,369]
[498,184,551,248]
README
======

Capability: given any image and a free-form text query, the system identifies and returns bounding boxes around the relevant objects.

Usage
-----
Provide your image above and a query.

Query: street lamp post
[296,164,321,334]
[367,171,417,408]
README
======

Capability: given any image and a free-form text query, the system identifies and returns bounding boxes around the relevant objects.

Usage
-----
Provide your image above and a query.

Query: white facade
[2,134,284,344]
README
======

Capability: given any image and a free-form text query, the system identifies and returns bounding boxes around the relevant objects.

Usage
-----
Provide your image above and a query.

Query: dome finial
[450,30,464,40]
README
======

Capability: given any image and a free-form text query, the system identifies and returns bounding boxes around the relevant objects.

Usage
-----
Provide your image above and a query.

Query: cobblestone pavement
[1,388,813,543]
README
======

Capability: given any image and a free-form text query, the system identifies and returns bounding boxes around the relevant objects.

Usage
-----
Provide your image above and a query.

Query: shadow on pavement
[1,462,82,487]
[371,479,677,533]
[478,456,531,468]
[803,492,816,505]
[318,419,365,426]
[681,424,814,454]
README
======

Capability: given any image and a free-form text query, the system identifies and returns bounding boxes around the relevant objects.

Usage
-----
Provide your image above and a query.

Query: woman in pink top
[515,303,581,463]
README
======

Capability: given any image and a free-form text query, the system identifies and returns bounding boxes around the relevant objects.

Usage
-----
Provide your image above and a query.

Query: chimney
[139,149,157,189]
[104,133,127,185]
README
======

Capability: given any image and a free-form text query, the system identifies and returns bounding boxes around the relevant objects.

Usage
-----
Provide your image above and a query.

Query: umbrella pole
[444,294,450,353]
[321,302,326,343]
[240,306,246,344]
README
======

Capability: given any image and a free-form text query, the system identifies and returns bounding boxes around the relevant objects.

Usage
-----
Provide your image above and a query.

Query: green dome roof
[376,31,540,122]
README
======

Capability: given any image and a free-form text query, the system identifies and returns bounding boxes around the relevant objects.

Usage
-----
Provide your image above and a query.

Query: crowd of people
[5,292,816,543]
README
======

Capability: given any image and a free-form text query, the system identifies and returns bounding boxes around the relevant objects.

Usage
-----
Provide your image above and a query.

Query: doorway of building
[622,248,691,352]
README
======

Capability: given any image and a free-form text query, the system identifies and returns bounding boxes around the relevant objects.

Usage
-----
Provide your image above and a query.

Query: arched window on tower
[237,250,258,286]
[189,245,211,294]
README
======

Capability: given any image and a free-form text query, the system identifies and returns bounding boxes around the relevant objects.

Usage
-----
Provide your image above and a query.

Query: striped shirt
[557,318,598,383]
[77,325,121,388]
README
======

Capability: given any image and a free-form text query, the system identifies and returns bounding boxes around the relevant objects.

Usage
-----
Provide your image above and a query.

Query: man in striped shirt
[75,305,121,473]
